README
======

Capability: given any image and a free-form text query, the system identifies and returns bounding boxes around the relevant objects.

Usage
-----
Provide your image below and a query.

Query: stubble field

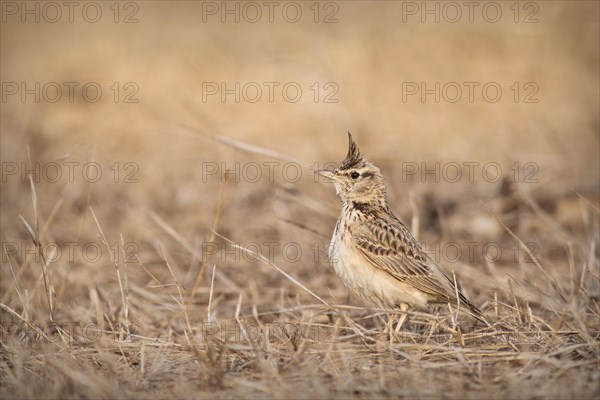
[1,1,599,399]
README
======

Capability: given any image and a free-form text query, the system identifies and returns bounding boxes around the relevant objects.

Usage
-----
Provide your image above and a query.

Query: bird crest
[340,132,366,170]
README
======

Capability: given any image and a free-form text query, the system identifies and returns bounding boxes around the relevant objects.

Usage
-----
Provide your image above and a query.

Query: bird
[316,132,488,328]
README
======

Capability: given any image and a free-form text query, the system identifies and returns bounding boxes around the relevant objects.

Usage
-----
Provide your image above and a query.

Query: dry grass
[1,2,599,399]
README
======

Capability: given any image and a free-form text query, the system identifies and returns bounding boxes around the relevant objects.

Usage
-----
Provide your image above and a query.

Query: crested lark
[317,133,486,325]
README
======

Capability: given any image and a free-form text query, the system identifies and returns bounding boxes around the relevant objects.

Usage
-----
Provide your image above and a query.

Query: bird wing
[349,216,479,313]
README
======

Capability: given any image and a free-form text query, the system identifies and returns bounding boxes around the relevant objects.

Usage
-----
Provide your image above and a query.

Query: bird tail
[458,294,512,333]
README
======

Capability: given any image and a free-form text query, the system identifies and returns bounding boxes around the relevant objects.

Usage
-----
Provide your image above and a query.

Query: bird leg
[386,303,409,343]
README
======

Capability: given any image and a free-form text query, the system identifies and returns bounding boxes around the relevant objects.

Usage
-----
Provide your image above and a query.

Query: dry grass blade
[207,264,217,322]
[214,134,309,166]
[4,242,27,317]
[18,214,54,321]
[451,270,461,327]
[119,234,131,326]
[24,148,39,236]
[89,207,129,331]
[188,179,226,308]
[156,244,194,341]
[212,230,329,305]
[0,302,52,342]
[493,213,568,304]
[569,187,600,214]
[146,208,201,258]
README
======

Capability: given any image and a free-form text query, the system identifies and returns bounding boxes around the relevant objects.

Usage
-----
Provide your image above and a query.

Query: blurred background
[1,0,599,323]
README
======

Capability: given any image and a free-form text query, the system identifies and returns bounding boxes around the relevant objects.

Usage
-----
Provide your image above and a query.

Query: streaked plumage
[318,133,483,321]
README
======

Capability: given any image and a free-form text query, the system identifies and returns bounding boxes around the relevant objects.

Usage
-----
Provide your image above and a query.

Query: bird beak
[315,169,339,182]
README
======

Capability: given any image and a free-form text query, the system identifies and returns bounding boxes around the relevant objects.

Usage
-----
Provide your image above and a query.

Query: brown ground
[1,1,599,399]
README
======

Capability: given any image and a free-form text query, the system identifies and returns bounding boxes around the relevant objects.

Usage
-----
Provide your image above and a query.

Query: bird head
[317,133,387,206]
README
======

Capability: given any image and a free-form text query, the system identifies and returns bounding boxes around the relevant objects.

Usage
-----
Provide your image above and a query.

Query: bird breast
[328,230,430,309]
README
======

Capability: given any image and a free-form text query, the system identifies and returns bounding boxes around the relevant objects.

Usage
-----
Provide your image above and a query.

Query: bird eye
[350,171,360,179]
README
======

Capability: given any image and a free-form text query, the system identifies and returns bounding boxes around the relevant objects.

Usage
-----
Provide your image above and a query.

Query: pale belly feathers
[329,233,430,309]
